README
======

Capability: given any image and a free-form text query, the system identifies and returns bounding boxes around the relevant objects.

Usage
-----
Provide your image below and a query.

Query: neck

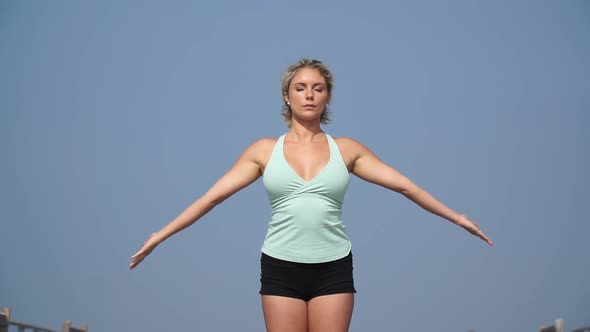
[287,119,324,142]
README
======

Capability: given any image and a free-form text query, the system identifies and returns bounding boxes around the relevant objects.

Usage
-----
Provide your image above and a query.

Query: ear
[283,91,290,105]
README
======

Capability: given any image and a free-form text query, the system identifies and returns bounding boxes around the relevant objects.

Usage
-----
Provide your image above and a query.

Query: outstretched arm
[343,138,493,246]
[130,140,267,269]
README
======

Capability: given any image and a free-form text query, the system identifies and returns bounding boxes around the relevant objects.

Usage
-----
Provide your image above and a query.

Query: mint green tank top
[261,133,351,263]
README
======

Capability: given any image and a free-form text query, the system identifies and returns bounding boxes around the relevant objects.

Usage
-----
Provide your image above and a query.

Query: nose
[306,89,314,100]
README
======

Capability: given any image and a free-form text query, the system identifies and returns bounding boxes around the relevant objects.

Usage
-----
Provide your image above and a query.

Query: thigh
[261,295,308,332]
[308,293,354,332]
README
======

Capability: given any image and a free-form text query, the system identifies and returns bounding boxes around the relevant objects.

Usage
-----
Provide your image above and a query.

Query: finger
[477,231,493,246]
[129,256,144,270]
[130,253,142,262]
[468,226,480,236]
[130,248,153,267]
[131,245,152,259]
[131,249,144,260]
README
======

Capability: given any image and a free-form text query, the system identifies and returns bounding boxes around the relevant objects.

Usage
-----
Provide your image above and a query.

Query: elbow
[208,194,229,207]
[197,183,239,212]
[400,186,421,200]
[400,189,412,199]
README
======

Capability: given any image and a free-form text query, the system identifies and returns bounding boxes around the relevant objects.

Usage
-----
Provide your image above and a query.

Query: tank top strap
[325,134,347,169]
[269,134,286,162]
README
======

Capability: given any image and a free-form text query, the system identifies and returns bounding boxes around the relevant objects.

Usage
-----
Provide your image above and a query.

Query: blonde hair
[281,58,334,127]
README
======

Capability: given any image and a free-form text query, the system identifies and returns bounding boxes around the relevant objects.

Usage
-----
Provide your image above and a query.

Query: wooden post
[62,320,88,332]
[556,318,564,332]
[540,318,564,332]
[62,320,71,332]
[0,307,10,332]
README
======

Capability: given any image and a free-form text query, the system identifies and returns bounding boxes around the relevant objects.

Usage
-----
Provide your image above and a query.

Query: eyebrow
[293,82,326,87]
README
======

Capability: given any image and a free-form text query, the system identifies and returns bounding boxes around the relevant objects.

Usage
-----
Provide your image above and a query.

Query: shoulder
[332,136,377,170]
[334,136,361,146]
[239,137,278,162]
[333,136,371,155]
[249,137,279,151]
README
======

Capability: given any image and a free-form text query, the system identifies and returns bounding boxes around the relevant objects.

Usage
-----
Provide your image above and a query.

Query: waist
[262,214,350,263]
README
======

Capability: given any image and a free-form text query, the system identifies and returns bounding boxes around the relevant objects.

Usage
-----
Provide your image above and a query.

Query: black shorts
[259,251,356,302]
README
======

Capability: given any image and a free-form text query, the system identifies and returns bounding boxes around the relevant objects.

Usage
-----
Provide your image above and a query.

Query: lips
[304,104,317,108]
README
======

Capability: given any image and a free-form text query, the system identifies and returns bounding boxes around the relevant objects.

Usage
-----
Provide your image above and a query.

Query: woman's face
[284,67,330,124]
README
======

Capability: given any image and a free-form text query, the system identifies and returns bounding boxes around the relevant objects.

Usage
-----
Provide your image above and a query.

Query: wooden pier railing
[540,318,590,332]
[0,308,87,332]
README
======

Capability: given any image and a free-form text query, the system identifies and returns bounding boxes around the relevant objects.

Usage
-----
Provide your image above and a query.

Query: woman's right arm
[129,139,269,270]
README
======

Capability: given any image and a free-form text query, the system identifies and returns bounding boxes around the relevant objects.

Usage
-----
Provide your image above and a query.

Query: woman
[130,58,493,332]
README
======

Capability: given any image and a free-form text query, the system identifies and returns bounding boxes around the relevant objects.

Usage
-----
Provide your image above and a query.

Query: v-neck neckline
[281,134,332,184]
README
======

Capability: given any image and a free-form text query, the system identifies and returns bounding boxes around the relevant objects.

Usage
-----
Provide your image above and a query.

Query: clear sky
[1,1,588,331]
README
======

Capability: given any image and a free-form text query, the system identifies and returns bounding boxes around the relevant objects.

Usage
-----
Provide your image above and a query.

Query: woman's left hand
[456,214,493,246]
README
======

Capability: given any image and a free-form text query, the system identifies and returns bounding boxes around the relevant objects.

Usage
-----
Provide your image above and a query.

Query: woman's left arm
[342,137,493,246]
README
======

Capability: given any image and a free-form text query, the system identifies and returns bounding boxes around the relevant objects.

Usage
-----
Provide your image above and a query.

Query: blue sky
[1,1,589,331]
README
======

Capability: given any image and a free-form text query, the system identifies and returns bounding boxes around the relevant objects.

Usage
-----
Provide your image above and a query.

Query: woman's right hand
[128,139,266,270]
[129,232,162,270]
